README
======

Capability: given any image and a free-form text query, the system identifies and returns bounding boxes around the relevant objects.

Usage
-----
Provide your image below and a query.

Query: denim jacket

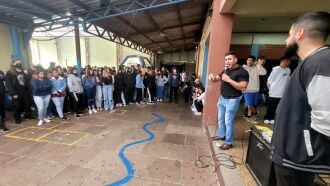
[51,76,67,94]
[135,74,144,88]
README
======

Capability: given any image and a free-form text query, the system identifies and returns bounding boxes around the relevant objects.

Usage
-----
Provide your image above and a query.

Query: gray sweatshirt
[156,75,168,86]
[67,74,84,93]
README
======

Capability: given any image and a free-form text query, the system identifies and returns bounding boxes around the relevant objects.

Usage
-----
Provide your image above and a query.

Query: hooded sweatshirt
[67,74,84,93]
[242,64,267,92]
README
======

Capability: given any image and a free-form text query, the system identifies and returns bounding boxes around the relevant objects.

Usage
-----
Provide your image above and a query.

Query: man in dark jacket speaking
[272,11,330,186]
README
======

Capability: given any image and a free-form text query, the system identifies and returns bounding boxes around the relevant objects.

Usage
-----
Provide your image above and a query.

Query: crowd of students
[0,60,200,131]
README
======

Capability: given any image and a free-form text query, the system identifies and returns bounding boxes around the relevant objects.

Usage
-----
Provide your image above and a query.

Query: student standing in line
[135,70,144,105]
[155,71,168,102]
[102,69,115,112]
[0,71,9,131]
[31,70,52,126]
[67,68,84,118]
[94,69,103,111]
[114,68,126,107]
[82,69,98,114]
[51,69,69,121]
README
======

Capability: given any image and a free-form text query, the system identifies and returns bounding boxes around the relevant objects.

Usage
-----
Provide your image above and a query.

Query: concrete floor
[0,102,219,186]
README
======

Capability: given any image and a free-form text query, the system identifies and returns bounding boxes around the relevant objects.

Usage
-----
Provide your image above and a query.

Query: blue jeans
[84,86,96,108]
[218,96,241,145]
[52,96,65,118]
[156,86,165,99]
[102,85,114,110]
[33,95,51,120]
[95,85,103,109]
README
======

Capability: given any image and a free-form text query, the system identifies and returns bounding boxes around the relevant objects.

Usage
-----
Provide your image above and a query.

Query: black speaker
[246,130,276,186]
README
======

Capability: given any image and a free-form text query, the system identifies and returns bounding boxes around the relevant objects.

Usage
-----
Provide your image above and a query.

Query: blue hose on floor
[105,112,165,186]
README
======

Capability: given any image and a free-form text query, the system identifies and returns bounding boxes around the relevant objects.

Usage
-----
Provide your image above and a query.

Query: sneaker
[160,99,163,102]
[191,108,197,112]
[92,108,97,113]
[47,115,55,120]
[264,120,270,124]
[147,102,152,104]
[1,126,9,132]
[109,110,116,113]
[136,102,140,105]
[88,110,93,115]
[61,116,70,121]
[194,111,202,116]
[43,118,51,123]
[270,120,275,125]
[38,120,43,126]
[75,114,81,118]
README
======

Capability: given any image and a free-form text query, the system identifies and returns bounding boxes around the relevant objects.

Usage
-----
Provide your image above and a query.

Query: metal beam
[22,0,62,15]
[0,13,31,26]
[0,0,52,20]
[82,22,154,55]
[35,0,190,32]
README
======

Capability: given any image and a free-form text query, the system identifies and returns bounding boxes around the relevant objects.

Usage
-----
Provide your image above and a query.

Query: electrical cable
[195,130,252,172]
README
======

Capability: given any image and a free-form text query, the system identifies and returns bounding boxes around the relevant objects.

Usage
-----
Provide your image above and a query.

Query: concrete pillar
[85,37,90,66]
[74,24,82,73]
[10,25,22,62]
[202,0,234,126]
[55,38,62,66]
[116,43,122,68]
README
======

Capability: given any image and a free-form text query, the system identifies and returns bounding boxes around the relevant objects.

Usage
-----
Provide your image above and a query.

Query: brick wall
[229,44,286,59]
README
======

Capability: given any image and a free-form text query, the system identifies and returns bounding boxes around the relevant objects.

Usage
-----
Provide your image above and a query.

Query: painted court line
[5,126,89,146]
[105,112,165,186]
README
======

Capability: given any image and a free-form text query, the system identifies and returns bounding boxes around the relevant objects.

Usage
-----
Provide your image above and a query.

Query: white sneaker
[38,120,43,126]
[43,118,51,123]
[264,120,270,124]
[191,108,197,112]
[270,120,275,125]
[194,111,202,116]
[89,110,93,114]
[92,108,97,113]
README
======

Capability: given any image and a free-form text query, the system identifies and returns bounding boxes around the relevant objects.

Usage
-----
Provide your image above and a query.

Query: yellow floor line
[4,126,89,147]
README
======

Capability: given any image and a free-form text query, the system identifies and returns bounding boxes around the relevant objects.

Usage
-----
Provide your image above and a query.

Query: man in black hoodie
[5,60,33,124]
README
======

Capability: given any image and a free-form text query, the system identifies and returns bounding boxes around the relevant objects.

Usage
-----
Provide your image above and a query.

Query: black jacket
[114,73,125,90]
[272,47,330,174]
[5,70,30,96]
[124,72,135,89]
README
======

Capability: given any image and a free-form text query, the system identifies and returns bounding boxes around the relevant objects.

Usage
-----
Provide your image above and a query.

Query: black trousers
[136,88,142,103]
[0,93,5,119]
[115,89,124,104]
[69,92,83,115]
[264,97,281,120]
[194,100,203,112]
[124,87,135,104]
[169,87,179,102]
[147,86,156,102]
[12,93,32,122]
[274,164,315,186]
